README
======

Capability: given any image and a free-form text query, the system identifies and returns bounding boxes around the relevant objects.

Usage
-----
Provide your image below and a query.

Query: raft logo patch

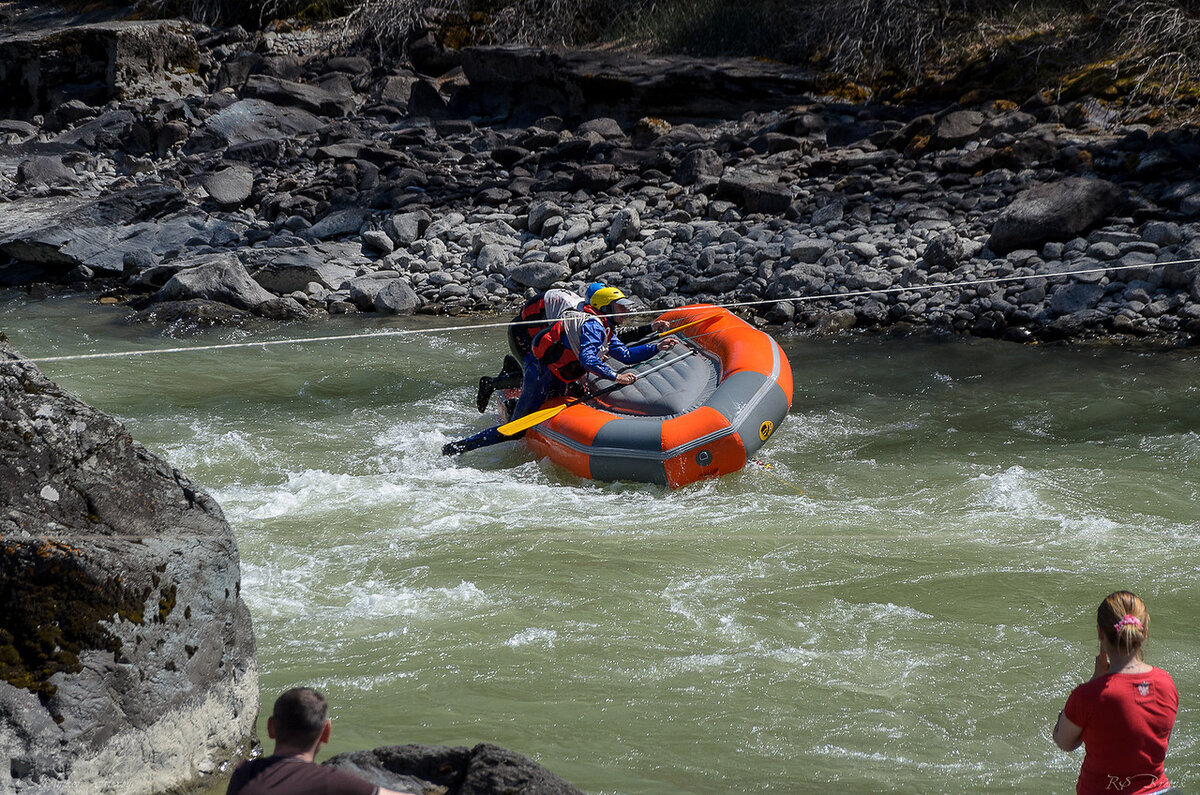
[1137,682,1151,696]
[759,421,774,441]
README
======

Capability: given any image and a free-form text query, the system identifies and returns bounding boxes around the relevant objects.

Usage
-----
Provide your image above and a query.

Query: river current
[3,292,1197,794]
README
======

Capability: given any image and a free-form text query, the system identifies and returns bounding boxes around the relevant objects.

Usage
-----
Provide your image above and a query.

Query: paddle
[625,314,714,347]
[497,348,696,437]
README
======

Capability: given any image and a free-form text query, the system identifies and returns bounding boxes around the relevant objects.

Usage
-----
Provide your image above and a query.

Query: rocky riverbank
[1,6,1200,345]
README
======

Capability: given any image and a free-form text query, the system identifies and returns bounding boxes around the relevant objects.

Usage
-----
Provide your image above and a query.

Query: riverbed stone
[153,253,276,310]
[988,177,1123,254]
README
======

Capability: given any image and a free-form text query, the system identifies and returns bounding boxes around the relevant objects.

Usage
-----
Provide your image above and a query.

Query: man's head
[589,286,634,323]
[269,687,330,751]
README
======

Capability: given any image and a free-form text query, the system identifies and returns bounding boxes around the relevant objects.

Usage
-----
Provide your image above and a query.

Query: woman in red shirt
[1053,591,1179,795]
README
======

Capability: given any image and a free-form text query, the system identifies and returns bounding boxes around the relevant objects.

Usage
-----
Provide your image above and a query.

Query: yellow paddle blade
[497,402,569,436]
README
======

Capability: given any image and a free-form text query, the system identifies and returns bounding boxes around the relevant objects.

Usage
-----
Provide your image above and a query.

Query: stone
[788,239,833,264]
[930,110,985,149]
[527,201,563,236]
[0,20,203,120]
[0,339,256,793]
[199,164,254,208]
[241,74,355,117]
[742,183,791,214]
[325,743,583,795]
[16,156,77,187]
[362,230,395,254]
[189,99,325,151]
[589,251,632,278]
[307,208,371,241]
[509,261,570,289]
[1049,283,1105,314]
[154,253,276,310]
[606,208,641,247]
[988,178,1123,254]
[384,211,430,246]
[373,279,419,314]
[244,248,355,293]
[923,231,964,270]
[674,149,723,185]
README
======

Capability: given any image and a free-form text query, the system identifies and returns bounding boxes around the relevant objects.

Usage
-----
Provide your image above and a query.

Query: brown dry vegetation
[136,0,1200,113]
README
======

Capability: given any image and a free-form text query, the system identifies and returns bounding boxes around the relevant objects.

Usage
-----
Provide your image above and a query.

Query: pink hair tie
[1114,614,1143,632]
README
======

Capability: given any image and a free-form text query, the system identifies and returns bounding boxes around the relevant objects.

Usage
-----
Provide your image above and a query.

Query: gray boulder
[988,178,1123,254]
[325,743,584,795]
[930,110,985,149]
[200,164,254,208]
[0,340,257,793]
[16,156,77,187]
[674,149,723,185]
[241,74,355,118]
[154,253,276,310]
[384,211,430,246]
[373,279,420,314]
[307,208,371,241]
[1049,283,1105,314]
[190,99,325,151]
[606,208,641,247]
[510,261,570,289]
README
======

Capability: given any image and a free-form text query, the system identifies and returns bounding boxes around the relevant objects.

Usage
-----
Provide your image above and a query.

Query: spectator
[227,687,411,795]
[1053,591,1179,795]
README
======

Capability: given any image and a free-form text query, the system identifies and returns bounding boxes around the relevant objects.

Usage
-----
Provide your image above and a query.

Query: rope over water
[2,257,1195,365]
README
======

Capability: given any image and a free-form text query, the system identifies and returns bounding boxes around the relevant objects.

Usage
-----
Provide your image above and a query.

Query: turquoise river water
[2,292,1197,794]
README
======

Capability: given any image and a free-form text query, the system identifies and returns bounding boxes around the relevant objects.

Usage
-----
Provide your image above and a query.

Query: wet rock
[325,743,584,795]
[249,248,356,293]
[372,279,420,314]
[988,177,1123,254]
[0,339,256,792]
[153,253,276,310]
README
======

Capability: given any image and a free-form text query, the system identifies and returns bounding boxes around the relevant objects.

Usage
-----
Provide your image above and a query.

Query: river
[3,292,1197,794]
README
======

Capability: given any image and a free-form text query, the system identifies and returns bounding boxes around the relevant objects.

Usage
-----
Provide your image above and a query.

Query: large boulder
[188,98,326,152]
[241,74,355,118]
[0,20,202,120]
[325,743,584,795]
[988,178,1123,254]
[0,338,257,793]
[153,253,277,310]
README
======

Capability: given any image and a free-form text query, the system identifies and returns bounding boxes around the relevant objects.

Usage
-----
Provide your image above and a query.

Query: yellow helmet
[590,286,627,311]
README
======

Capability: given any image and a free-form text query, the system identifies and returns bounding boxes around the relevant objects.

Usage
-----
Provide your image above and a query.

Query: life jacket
[508,289,583,359]
[532,306,611,383]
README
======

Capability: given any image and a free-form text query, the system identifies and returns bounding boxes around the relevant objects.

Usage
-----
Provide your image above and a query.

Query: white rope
[2,256,1194,365]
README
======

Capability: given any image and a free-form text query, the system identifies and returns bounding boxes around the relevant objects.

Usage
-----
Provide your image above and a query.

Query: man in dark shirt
[226,687,411,795]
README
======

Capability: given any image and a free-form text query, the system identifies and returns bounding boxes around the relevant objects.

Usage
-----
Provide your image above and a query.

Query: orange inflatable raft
[516,305,793,488]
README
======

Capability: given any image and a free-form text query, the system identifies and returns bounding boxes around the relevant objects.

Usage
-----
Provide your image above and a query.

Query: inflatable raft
[514,305,793,488]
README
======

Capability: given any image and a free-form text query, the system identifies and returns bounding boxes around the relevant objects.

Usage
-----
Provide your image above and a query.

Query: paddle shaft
[626,314,712,347]
[497,348,695,436]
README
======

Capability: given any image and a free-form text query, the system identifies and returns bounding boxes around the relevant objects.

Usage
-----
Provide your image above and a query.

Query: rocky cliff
[0,335,257,793]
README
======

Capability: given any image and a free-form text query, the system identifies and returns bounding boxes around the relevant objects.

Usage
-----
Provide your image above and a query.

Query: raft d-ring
[696,450,713,466]
[759,420,774,441]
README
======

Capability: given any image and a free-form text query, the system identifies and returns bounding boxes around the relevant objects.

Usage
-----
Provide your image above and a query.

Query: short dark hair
[272,687,329,747]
